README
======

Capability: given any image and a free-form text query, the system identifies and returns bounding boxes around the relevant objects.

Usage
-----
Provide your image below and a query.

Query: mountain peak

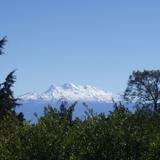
[19,83,122,102]
[62,83,78,89]
[46,85,56,91]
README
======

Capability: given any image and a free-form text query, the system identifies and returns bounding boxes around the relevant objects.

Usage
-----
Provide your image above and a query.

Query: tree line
[1,37,160,159]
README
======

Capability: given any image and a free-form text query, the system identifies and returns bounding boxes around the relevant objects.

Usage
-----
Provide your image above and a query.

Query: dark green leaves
[0,37,7,55]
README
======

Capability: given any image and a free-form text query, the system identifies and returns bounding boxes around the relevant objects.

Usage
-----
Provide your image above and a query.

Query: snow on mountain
[17,83,123,121]
[19,83,121,103]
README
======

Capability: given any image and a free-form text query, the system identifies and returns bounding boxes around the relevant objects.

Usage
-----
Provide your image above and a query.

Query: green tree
[0,37,7,55]
[0,37,24,121]
[124,70,160,111]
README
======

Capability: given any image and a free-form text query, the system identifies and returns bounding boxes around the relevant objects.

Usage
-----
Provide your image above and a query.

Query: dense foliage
[1,102,160,159]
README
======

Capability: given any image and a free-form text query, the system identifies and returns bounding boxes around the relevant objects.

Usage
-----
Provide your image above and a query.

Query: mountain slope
[19,83,121,102]
[17,83,123,121]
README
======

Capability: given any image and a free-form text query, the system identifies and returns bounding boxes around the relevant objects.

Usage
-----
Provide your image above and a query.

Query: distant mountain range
[17,83,123,121]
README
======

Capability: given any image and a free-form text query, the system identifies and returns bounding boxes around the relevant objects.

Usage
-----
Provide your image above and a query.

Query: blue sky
[0,0,160,95]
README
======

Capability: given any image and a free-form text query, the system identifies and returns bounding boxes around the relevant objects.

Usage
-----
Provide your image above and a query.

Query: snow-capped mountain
[17,83,123,121]
[19,83,121,103]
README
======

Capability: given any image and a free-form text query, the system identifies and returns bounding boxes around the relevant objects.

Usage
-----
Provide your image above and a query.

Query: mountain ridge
[17,83,123,121]
[19,83,122,103]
